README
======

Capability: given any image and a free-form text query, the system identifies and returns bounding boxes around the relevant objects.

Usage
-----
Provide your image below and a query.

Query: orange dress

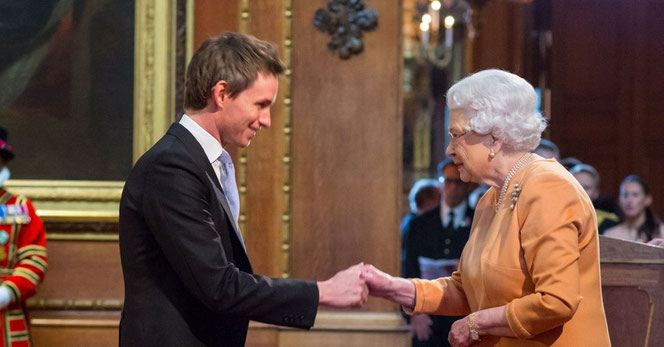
[409,159,611,346]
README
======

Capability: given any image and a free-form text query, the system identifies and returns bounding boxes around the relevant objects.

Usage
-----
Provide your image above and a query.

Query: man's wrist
[316,280,329,305]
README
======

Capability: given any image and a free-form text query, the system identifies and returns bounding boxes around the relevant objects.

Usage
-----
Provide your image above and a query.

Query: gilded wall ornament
[313,0,378,60]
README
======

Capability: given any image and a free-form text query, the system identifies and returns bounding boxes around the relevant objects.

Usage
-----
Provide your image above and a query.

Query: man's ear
[211,80,228,108]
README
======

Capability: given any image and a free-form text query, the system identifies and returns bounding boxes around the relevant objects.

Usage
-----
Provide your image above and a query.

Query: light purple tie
[218,151,239,223]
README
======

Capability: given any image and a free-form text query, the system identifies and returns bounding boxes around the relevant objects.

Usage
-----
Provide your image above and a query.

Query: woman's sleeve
[506,173,585,338]
[406,269,471,316]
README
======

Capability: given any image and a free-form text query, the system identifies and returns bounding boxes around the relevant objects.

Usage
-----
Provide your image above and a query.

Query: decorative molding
[249,311,408,331]
[28,311,406,333]
[134,0,178,161]
[237,0,250,235]
[281,0,294,279]
[30,317,119,328]
[4,180,123,202]
[43,221,119,234]
[313,0,378,60]
[4,180,123,222]
[26,298,123,311]
[46,233,118,242]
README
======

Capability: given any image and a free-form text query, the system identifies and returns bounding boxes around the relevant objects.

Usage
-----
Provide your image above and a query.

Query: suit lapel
[167,123,248,253]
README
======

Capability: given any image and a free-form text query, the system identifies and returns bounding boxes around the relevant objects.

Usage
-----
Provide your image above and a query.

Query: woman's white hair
[446,69,547,152]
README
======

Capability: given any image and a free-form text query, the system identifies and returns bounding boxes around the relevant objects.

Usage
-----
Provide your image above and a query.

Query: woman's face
[619,181,652,219]
[445,109,492,184]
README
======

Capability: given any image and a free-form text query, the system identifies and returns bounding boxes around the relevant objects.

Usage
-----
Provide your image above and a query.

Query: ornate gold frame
[4,0,188,223]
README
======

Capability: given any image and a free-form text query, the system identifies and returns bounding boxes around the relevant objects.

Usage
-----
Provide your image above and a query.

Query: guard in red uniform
[0,127,47,347]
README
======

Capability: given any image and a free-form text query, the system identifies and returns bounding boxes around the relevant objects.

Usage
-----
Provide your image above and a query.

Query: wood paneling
[600,236,664,346]
[551,0,664,217]
[290,0,402,311]
[193,0,239,48]
[243,0,289,278]
[32,240,123,300]
[472,1,533,77]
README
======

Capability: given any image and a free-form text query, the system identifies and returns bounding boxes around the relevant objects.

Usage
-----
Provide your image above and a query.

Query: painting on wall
[0,0,135,181]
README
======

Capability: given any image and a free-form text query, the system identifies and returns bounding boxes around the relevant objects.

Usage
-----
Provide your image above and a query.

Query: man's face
[573,171,599,200]
[441,164,468,208]
[217,73,278,148]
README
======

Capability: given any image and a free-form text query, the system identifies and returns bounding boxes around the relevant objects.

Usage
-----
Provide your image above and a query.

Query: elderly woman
[364,70,610,346]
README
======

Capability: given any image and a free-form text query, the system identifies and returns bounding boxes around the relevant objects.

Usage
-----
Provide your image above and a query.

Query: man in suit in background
[119,32,367,347]
[402,158,475,347]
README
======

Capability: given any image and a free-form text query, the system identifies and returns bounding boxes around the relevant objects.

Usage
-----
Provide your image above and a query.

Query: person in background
[402,178,443,263]
[559,157,581,171]
[363,69,610,346]
[0,126,48,347]
[604,175,663,243]
[402,158,474,346]
[532,138,560,161]
[402,178,443,231]
[569,163,620,233]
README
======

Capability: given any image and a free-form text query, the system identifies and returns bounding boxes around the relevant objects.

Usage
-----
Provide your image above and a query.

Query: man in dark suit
[402,158,475,347]
[119,32,367,347]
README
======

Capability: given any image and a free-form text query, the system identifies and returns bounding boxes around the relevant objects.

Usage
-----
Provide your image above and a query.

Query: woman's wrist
[389,277,416,308]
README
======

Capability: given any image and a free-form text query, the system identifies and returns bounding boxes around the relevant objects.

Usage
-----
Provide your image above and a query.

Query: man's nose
[259,110,271,128]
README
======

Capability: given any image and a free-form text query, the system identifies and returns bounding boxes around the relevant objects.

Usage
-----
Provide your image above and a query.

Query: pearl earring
[489,149,496,158]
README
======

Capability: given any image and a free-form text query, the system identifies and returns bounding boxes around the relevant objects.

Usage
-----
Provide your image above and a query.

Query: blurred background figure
[560,156,582,171]
[570,163,620,234]
[402,178,442,240]
[0,127,48,347]
[401,158,474,347]
[605,175,663,243]
[532,138,560,161]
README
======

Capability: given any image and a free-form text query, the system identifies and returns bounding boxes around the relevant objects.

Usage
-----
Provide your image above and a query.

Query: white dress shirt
[440,200,468,229]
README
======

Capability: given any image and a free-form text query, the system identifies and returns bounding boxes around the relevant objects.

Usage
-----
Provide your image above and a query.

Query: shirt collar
[179,114,224,163]
[441,200,468,224]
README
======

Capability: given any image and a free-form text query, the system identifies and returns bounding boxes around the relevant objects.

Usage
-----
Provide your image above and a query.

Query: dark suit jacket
[119,123,319,347]
[401,203,474,345]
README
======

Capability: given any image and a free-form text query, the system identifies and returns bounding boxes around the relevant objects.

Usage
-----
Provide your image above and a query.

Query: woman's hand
[448,315,476,347]
[361,264,416,308]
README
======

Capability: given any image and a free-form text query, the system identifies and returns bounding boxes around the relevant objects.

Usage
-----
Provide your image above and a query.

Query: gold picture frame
[4,0,193,223]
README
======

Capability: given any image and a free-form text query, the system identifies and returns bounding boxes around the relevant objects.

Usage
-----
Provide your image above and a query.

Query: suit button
[444,249,450,255]
[445,238,451,245]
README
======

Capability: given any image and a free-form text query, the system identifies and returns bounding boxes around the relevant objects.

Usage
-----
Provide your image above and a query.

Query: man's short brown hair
[184,32,286,110]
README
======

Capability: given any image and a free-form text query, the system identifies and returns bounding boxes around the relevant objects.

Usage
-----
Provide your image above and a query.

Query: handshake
[316,263,415,308]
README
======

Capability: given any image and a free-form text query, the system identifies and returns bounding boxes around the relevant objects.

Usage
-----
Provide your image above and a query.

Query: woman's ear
[645,195,653,207]
[489,135,503,154]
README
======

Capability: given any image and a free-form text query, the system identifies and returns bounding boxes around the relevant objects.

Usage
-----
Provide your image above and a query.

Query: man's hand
[317,263,368,308]
[410,314,433,341]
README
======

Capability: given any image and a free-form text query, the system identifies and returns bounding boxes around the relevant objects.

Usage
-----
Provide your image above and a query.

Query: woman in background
[605,175,663,243]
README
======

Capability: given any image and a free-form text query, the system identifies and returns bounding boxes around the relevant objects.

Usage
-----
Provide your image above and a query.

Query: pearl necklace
[494,153,534,212]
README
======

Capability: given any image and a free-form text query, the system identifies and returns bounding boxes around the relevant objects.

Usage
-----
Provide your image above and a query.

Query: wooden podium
[599,236,664,346]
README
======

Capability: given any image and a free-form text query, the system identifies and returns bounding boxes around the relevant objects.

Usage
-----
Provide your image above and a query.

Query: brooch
[509,183,522,210]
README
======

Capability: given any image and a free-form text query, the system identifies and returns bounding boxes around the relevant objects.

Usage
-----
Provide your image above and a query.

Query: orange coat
[409,159,611,346]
